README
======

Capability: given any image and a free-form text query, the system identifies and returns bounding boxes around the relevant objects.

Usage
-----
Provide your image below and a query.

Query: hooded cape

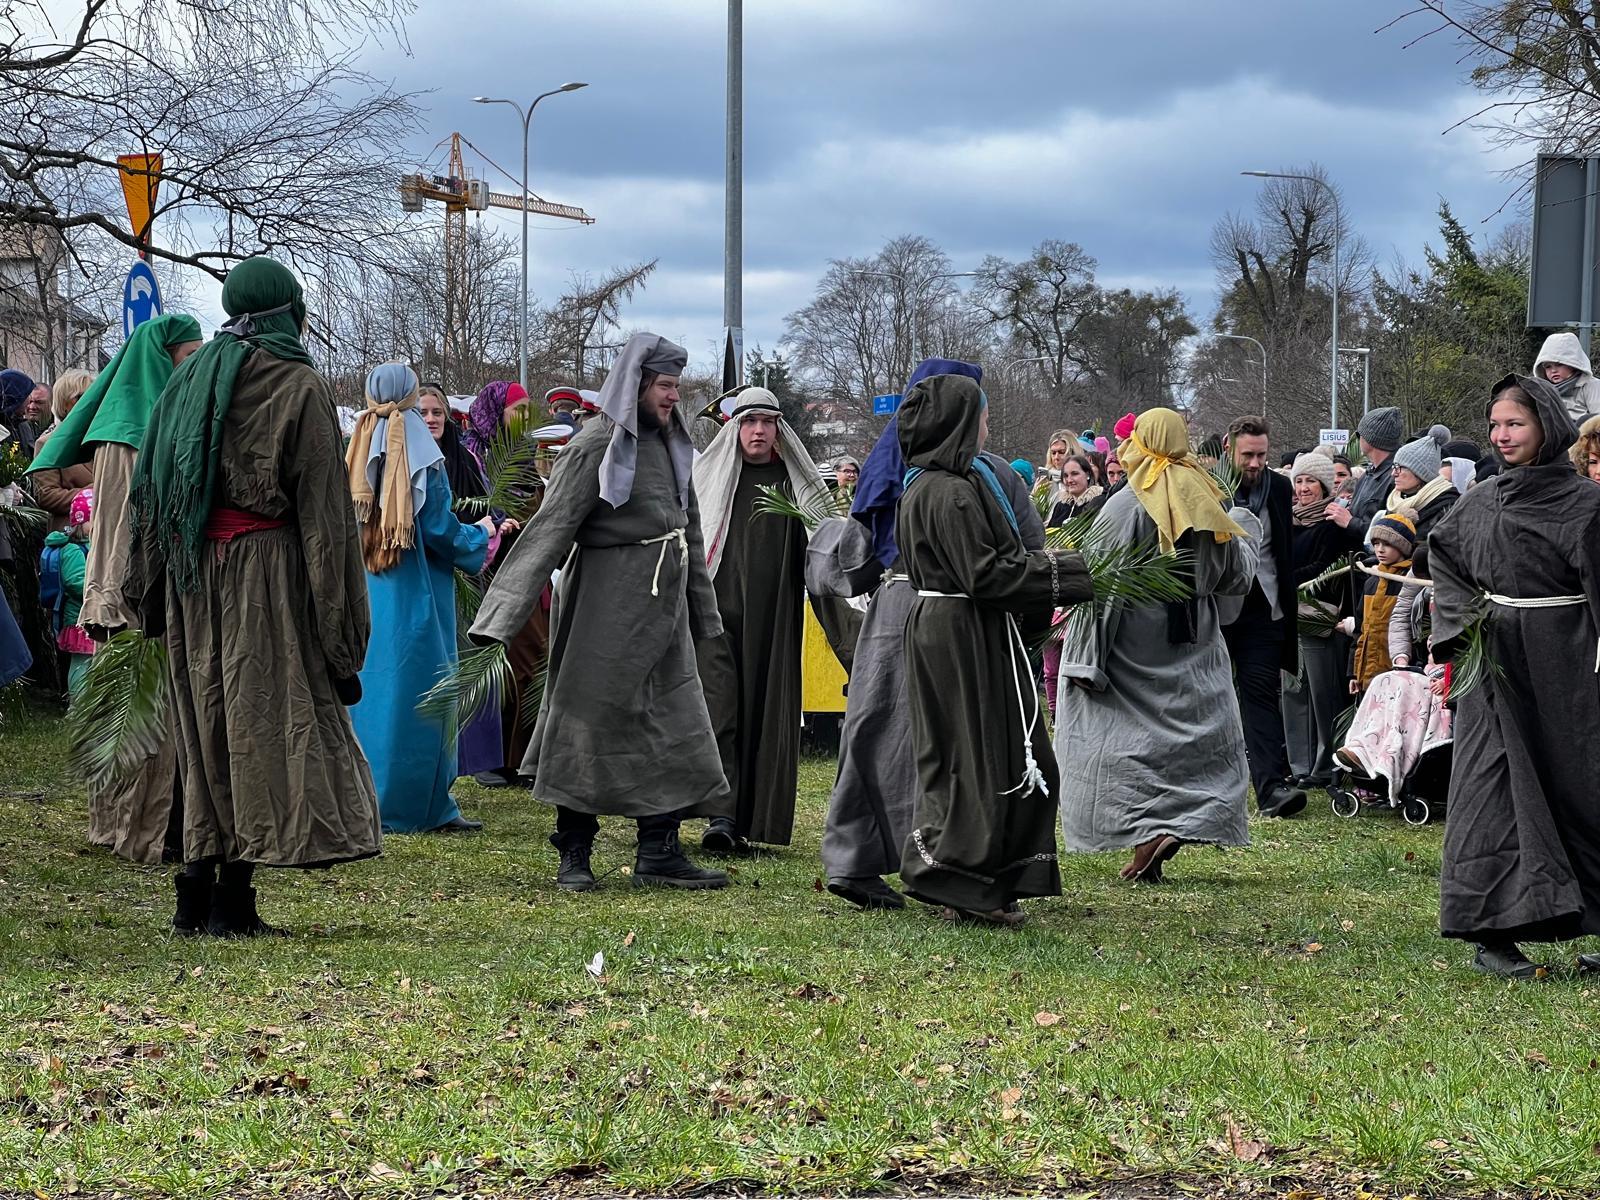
[28,313,202,471]
[851,357,983,571]
[595,332,694,510]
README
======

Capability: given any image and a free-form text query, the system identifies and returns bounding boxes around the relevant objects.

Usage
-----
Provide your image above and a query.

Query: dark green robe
[693,459,805,844]
[894,375,1093,912]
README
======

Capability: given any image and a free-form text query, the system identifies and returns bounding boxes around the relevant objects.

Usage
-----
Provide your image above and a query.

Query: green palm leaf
[0,502,48,535]
[1209,455,1243,504]
[753,483,848,532]
[455,570,484,628]
[455,428,544,522]
[417,641,511,741]
[64,630,170,784]
[1446,603,1502,703]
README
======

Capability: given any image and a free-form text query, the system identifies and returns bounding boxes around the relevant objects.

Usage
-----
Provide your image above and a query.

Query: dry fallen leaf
[622,931,636,947]
[367,1162,403,1180]
[998,1086,1023,1106]
[1303,942,1324,954]
[1224,1115,1269,1162]
[1033,1011,1062,1027]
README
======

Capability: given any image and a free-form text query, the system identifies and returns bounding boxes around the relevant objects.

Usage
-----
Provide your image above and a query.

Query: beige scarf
[344,365,423,573]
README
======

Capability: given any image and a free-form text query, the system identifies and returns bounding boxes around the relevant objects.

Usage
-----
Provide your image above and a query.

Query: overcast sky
[339,1,1528,372]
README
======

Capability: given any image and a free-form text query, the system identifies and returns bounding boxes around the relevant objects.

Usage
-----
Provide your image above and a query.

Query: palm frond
[456,428,543,521]
[1446,602,1502,703]
[1209,454,1243,504]
[1296,597,1343,639]
[64,630,169,784]
[417,641,512,742]
[455,570,484,629]
[753,483,848,532]
[0,502,48,535]
[1299,554,1354,596]
[1043,512,1195,645]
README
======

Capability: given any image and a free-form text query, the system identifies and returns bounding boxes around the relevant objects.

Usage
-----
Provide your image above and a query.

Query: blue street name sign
[872,393,901,415]
[122,260,163,338]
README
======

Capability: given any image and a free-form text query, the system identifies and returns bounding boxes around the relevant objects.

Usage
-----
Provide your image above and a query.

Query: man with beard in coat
[1219,415,1306,818]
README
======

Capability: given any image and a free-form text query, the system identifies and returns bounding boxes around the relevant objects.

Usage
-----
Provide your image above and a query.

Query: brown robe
[137,353,381,867]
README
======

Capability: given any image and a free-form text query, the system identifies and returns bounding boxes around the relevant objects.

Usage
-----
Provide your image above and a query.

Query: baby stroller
[1327,666,1453,826]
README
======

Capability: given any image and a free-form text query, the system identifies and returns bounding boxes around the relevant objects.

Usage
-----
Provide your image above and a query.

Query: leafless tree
[539,260,658,387]
[1,0,419,369]
[970,239,1100,391]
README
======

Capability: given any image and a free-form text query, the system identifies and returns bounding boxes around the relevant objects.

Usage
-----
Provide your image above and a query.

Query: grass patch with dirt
[2,697,1598,1198]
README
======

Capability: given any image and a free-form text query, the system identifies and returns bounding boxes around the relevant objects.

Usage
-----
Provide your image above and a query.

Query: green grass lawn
[3,696,1599,1199]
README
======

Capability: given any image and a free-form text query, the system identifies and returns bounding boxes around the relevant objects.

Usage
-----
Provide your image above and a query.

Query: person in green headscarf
[27,312,203,866]
[130,256,380,939]
[29,312,203,638]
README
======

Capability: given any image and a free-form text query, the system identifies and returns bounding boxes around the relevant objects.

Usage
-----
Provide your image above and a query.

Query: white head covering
[693,387,830,578]
[596,332,692,509]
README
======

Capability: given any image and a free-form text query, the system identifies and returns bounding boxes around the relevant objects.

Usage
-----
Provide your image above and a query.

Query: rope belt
[915,590,1050,800]
[1485,592,1599,671]
[639,527,689,597]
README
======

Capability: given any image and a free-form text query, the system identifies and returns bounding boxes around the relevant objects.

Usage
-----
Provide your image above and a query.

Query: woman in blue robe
[346,364,492,833]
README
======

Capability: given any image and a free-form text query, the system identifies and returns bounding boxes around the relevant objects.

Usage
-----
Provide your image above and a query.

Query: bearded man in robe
[470,333,729,893]
[691,388,828,852]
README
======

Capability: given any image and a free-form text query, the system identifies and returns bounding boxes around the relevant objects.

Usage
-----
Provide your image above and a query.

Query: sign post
[116,153,162,257]
[122,260,164,338]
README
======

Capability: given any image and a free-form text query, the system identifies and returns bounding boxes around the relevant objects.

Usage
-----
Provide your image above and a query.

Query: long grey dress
[820,455,1043,882]
[470,417,729,818]
[1431,375,1600,943]
[1057,488,1261,851]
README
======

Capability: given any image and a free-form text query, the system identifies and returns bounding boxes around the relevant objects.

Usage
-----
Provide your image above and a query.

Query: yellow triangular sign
[116,153,162,256]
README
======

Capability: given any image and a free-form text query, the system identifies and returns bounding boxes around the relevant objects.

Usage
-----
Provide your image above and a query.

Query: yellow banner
[116,153,162,254]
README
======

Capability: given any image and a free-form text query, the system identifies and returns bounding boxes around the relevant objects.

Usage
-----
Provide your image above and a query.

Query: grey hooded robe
[469,416,729,818]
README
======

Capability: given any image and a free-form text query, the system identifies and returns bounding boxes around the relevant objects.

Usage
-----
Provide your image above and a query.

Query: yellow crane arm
[485,189,594,224]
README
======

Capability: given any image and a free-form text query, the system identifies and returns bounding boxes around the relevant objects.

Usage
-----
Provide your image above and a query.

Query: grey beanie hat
[1393,435,1442,483]
[1358,406,1405,452]
[1428,423,1451,446]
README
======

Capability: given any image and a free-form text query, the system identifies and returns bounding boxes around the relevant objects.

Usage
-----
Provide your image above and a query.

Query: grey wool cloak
[1056,487,1261,852]
[692,459,806,844]
[817,457,1044,882]
[469,416,729,818]
[140,354,381,867]
[894,375,1092,912]
[1431,374,1600,943]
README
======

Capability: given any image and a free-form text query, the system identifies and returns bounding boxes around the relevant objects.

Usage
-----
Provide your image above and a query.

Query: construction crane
[399,132,595,383]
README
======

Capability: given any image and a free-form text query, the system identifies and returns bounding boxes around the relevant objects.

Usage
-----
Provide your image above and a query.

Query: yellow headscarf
[1118,408,1248,553]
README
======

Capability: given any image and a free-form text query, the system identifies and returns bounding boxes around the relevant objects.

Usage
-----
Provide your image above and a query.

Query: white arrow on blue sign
[122,260,164,339]
[872,393,901,415]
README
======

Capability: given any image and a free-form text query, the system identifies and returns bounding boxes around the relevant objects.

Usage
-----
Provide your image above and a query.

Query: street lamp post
[1338,346,1371,418]
[474,82,588,394]
[1242,170,1341,430]
[1217,332,1267,418]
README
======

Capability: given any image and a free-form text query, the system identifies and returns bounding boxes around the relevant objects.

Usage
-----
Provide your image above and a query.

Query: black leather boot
[172,869,213,936]
[556,842,597,892]
[634,822,728,889]
[827,876,906,910]
[1473,940,1542,979]
[206,865,287,938]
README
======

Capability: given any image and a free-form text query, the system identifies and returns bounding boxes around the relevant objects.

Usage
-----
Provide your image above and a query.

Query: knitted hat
[1358,406,1405,452]
[1428,423,1451,446]
[1009,458,1035,486]
[1290,452,1336,496]
[1441,438,1481,461]
[68,486,94,528]
[1393,436,1442,483]
[1370,508,1417,557]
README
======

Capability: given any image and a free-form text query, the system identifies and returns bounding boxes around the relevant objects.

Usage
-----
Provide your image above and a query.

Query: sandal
[939,905,1026,928]
[1127,835,1181,884]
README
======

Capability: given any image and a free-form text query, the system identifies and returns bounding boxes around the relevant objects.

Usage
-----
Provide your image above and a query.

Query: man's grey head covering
[597,332,691,509]
[1357,406,1405,452]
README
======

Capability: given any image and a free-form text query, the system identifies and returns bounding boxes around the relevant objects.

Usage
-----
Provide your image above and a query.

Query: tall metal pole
[724,0,743,385]
[1243,171,1340,429]
[519,105,531,393]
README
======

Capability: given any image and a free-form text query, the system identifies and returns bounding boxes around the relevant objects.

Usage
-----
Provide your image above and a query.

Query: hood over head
[897,373,984,475]
[1487,373,1579,467]
[1534,331,1593,381]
